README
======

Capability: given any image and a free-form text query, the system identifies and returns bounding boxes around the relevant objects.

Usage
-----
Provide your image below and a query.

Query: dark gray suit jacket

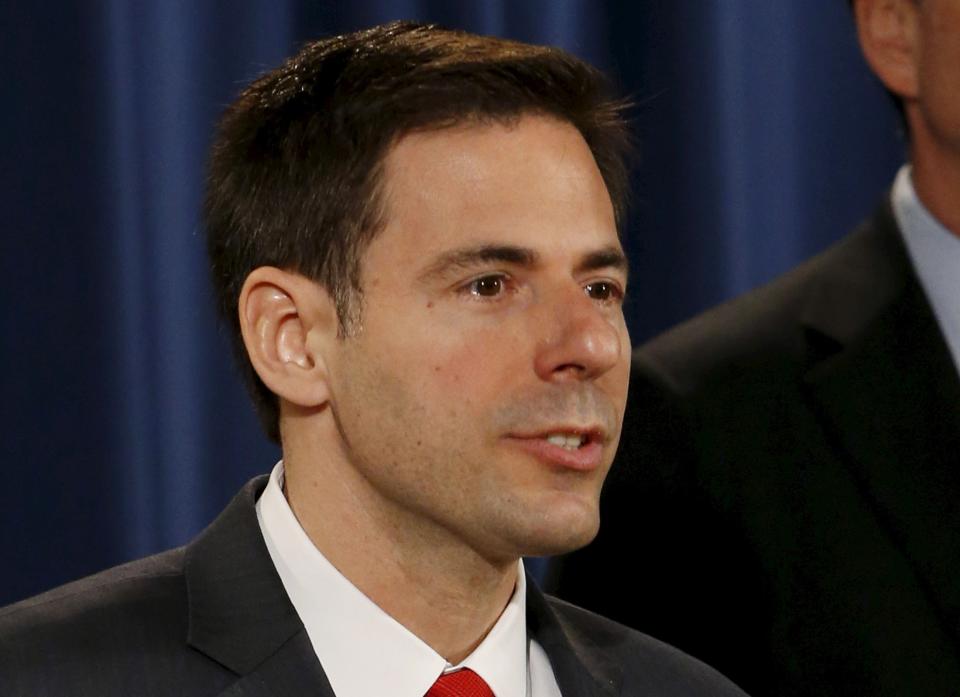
[0,476,746,696]
[553,200,960,696]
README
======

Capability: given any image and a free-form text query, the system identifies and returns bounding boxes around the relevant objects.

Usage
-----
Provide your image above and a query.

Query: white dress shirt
[256,462,562,697]
[892,164,960,375]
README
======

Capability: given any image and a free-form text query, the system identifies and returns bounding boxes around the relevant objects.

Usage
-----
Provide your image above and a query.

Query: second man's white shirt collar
[892,164,960,375]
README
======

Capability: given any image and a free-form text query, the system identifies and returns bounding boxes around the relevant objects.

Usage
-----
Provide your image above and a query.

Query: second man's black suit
[553,199,960,696]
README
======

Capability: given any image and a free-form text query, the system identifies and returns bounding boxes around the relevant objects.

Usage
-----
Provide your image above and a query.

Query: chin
[519,531,598,558]
[475,485,603,559]
[515,505,601,557]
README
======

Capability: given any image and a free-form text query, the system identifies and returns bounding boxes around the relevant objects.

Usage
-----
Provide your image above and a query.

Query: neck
[908,113,960,238]
[281,422,519,664]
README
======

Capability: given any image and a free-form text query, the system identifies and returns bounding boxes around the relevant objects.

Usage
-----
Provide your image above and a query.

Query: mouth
[543,431,594,449]
[505,427,606,471]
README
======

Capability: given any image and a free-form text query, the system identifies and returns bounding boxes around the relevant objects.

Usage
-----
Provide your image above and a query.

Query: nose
[533,290,626,382]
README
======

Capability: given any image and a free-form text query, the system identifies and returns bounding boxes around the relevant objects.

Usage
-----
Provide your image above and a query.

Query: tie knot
[425,668,495,697]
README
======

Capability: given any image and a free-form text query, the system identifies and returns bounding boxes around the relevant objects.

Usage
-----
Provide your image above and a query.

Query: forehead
[373,115,618,261]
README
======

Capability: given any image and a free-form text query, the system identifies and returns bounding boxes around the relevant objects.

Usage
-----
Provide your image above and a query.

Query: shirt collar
[256,461,529,697]
[891,164,960,375]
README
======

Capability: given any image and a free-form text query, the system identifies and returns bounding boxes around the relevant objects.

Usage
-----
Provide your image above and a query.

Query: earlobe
[238,267,337,409]
[854,0,921,100]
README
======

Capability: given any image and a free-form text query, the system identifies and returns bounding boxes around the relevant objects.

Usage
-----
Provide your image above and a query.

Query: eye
[584,281,624,303]
[466,274,507,298]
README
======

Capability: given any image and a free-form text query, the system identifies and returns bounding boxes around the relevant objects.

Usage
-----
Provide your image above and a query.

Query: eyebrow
[576,246,629,280]
[419,245,537,279]
[418,243,629,281]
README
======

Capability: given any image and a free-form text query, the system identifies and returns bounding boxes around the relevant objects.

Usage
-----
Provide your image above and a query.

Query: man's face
[913,0,960,152]
[324,115,630,562]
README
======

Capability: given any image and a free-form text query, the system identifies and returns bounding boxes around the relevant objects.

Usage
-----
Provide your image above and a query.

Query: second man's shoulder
[638,207,903,397]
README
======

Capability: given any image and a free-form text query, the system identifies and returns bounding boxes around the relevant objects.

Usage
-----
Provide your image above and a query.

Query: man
[553,1,960,695]
[0,22,746,696]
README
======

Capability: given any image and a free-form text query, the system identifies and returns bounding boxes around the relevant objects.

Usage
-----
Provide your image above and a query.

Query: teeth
[546,433,585,450]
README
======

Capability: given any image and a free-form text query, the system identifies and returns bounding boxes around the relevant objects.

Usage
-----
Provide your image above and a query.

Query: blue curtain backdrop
[0,1,903,605]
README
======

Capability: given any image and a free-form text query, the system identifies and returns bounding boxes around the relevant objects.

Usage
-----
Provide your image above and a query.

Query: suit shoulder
[545,595,748,696]
[641,222,885,394]
[0,546,185,624]
[0,548,190,676]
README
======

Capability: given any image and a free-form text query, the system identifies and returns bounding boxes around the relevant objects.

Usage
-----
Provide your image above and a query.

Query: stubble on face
[330,342,623,563]
[315,115,630,570]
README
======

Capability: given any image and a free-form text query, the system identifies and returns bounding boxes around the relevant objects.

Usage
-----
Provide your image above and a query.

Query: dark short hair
[204,21,632,442]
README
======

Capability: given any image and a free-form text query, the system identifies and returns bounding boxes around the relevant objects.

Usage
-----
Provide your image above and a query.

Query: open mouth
[543,432,590,450]
[505,428,605,471]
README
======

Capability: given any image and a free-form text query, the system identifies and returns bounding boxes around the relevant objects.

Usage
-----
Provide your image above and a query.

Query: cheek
[920,19,960,138]
[366,300,533,420]
[425,327,528,400]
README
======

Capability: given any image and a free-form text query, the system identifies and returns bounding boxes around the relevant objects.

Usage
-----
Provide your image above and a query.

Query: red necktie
[425,668,495,697]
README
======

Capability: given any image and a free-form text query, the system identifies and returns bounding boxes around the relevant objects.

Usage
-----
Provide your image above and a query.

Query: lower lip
[505,437,604,471]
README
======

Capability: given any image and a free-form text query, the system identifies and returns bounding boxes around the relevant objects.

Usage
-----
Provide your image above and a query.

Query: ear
[238,267,338,409]
[853,0,921,100]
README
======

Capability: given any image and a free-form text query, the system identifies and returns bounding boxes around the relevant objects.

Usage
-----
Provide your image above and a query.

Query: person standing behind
[553,1,960,695]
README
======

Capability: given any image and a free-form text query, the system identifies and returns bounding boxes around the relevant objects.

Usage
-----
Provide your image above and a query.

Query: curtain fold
[0,0,904,605]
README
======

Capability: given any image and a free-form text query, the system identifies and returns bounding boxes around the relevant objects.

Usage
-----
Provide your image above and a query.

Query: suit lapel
[184,477,333,695]
[215,630,336,697]
[527,575,621,697]
[801,203,960,647]
[187,481,622,696]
